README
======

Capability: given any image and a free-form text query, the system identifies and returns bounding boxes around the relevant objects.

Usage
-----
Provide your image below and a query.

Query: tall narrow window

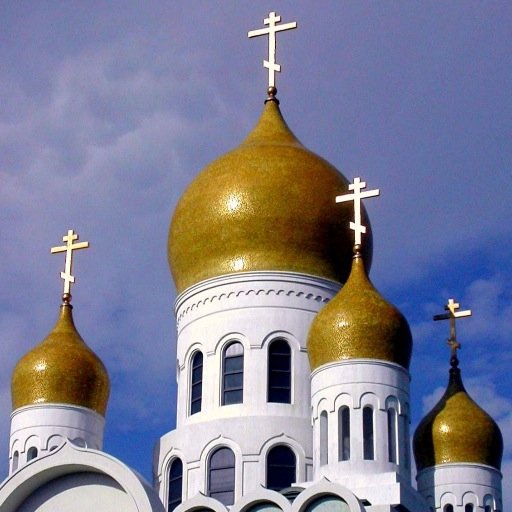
[266,445,296,491]
[12,451,19,472]
[208,447,235,506]
[363,406,374,460]
[27,447,38,462]
[168,458,183,512]
[465,505,474,512]
[267,339,291,403]
[320,411,328,466]
[483,495,494,512]
[338,407,350,461]
[222,342,244,405]
[387,408,398,463]
[444,505,454,512]
[190,351,203,415]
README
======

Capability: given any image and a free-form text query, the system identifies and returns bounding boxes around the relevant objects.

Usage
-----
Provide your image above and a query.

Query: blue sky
[1,1,511,507]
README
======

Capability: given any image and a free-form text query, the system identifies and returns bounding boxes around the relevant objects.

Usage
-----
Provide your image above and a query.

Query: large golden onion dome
[168,97,372,294]
[307,250,412,371]
[11,303,110,416]
[413,362,503,471]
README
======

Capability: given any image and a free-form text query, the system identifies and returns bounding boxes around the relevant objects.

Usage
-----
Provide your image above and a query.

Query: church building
[0,11,503,512]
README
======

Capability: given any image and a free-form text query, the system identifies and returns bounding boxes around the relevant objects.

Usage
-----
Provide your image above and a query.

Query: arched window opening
[387,407,398,463]
[222,342,244,405]
[362,406,374,460]
[27,447,38,462]
[190,351,203,415]
[208,447,235,506]
[338,407,350,461]
[484,495,494,512]
[465,505,474,512]
[12,451,19,472]
[266,445,296,491]
[168,458,183,512]
[267,339,291,403]
[443,505,454,512]
[320,411,328,466]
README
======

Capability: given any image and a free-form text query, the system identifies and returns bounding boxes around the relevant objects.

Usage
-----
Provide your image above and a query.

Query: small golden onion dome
[11,304,110,416]
[168,99,372,294]
[307,251,412,371]
[413,364,503,471]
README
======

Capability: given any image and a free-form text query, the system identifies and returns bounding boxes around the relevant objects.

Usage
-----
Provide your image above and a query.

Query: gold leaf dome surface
[307,254,412,371]
[413,366,503,471]
[11,304,110,416]
[168,99,372,294]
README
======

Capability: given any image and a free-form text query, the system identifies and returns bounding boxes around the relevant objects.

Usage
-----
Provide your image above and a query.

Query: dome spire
[248,11,297,98]
[433,297,472,368]
[50,228,90,305]
[336,176,380,250]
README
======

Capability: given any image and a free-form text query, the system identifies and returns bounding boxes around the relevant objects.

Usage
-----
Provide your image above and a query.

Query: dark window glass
[168,458,183,511]
[266,445,296,491]
[27,447,38,461]
[363,406,374,460]
[387,408,397,463]
[444,505,454,512]
[222,343,243,405]
[465,505,474,512]
[320,411,328,465]
[190,351,203,415]
[268,339,291,403]
[12,451,19,472]
[208,447,235,505]
[338,407,350,461]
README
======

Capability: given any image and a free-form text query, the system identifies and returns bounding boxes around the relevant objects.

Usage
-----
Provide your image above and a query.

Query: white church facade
[0,11,503,512]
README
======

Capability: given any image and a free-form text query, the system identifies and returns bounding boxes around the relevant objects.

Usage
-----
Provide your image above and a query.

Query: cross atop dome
[433,298,472,362]
[50,229,89,303]
[248,11,297,91]
[336,177,380,248]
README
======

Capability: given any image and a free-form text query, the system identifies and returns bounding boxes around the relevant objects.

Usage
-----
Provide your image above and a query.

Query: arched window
[363,406,374,460]
[168,458,183,511]
[267,339,291,403]
[12,451,19,472]
[222,342,244,405]
[190,351,203,415]
[266,445,296,491]
[320,411,328,466]
[338,407,350,461]
[443,505,454,512]
[27,447,38,462]
[387,407,398,463]
[208,447,235,506]
[465,505,474,512]
[483,495,494,512]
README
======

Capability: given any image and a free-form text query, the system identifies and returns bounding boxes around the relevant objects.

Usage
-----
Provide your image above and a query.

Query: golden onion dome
[307,250,412,371]
[413,363,503,471]
[168,97,372,294]
[11,303,110,416]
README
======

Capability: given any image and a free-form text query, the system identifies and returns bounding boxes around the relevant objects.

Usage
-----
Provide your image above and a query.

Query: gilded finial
[336,177,380,248]
[433,298,472,366]
[50,229,89,303]
[248,11,297,93]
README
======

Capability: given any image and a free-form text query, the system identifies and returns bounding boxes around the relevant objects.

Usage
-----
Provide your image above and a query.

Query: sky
[0,1,511,508]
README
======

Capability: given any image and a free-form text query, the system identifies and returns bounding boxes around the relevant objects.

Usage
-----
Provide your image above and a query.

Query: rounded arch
[462,491,478,508]
[292,480,365,512]
[439,492,457,511]
[232,487,291,512]
[333,393,354,411]
[384,395,401,413]
[183,341,206,368]
[45,434,64,451]
[10,439,21,458]
[356,391,380,410]
[214,332,250,356]
[312,397,330,420]
[261,331,301,352]
[175,494,228,512]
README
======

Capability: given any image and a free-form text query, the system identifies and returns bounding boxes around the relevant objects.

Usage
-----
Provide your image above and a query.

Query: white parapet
[9,403,105,474]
